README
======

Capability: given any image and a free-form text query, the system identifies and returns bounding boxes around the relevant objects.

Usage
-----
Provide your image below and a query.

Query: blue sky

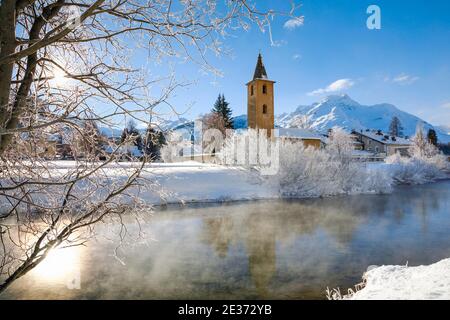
[130,0,450,127]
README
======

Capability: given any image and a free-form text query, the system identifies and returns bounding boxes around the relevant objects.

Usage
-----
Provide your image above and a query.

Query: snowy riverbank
[137,161,279,204]
[113,160,447,204]
[6,160,279,206]
[4,159,446,206]
[346,258,450,300]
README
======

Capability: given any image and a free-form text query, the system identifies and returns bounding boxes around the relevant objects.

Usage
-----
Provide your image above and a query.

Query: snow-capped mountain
[98,126,123,138]
[98,117,191,138]
[100,95,450,143]
[275,94,450,143]
[156,117,191,131]
[436,125,450,135]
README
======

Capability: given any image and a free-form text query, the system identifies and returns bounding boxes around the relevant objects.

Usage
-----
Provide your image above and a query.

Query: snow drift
[345,259,450,300]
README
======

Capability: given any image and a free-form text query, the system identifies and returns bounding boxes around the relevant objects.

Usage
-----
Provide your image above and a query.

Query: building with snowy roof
[353,129,412,157]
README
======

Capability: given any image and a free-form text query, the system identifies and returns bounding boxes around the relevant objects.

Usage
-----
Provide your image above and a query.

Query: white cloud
[308,79,355,96]
[283,17,304,30]
[270,39,288,47]
[292,53,302,60]
[441,102,450,109]
[392,73,419,85]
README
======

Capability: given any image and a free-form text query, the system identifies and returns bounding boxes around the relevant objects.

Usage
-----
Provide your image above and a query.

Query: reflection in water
[200,217,234,258]
[199,200,365,298]
[245,218,276,298]
[2,181,450,300]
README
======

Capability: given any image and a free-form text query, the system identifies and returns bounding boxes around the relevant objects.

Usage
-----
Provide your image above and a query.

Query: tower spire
[253,53,268,80]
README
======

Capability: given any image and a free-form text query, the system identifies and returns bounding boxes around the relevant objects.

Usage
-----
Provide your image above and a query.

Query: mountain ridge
[236,94,450,143]
[99,95,450,144]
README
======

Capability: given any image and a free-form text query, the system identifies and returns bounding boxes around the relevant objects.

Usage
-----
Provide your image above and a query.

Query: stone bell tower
[246,53,275,137]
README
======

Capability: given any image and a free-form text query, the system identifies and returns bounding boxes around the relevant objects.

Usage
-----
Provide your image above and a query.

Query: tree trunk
[0,0,66,155]
[0,0,17,154]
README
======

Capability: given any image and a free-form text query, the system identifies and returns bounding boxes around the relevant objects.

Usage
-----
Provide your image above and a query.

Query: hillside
[276,95,450,142]
[234,95,449,143]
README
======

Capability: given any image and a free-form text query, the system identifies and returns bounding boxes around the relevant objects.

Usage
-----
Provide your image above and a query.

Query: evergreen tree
[427,128,438,146]
[144,126,166,160]
[212,94,233,129]
[389,116,403,137]
[121,120,143,150]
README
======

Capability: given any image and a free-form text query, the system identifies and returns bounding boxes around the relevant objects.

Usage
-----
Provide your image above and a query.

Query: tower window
[262,85,267,94]
[250,85,254,96]
[262,104,268,114]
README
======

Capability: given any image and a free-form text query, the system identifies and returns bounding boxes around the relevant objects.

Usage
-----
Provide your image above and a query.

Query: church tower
[246,53,275,137]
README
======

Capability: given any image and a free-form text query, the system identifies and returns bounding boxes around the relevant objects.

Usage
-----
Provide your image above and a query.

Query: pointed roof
[253,53,268,80]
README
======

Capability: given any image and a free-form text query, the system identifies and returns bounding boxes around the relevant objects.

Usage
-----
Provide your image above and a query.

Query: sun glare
[32,247,81,284]
[51,67,68,87]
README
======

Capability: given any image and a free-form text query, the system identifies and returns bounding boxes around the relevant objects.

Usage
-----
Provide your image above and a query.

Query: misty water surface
[2,180,450,299]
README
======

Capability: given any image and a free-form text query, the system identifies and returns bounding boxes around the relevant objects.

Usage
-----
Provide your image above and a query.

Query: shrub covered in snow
[385,126,449,184]
[218,127,449,198]
[219,129,392,198]
[276,138,392,198]
[385,152,448,184]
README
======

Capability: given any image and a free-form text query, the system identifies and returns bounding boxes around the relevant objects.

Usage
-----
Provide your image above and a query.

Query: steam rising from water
[3,181,450,299]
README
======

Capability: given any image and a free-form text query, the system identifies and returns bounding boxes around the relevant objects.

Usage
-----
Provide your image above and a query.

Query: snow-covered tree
[0,0,302,293]
[202,112,227,136]
[220,129,391,198]
[326,127,354,164]
[276,138,391,197]
[409,124,439,158]
[386,124,448,184]
[385,152,448,184]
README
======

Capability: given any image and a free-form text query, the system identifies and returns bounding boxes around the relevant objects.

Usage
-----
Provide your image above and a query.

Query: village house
[274,128,325,149]
[19,130,72,160]
[353,129,411,157]
[19,123,108,160]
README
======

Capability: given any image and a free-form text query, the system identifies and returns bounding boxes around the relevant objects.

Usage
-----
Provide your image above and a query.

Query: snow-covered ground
[24,160,278,205]
[8,158,446,206]
[137,161,278,204]
[347,259,450,300]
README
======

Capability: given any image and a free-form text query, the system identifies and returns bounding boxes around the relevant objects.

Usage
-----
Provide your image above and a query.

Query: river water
[3,180,450,299]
